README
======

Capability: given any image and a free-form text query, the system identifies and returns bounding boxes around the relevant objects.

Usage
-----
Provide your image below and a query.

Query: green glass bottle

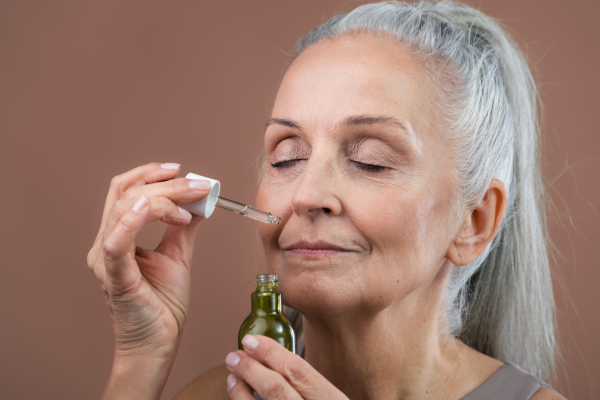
[238,274,296,354]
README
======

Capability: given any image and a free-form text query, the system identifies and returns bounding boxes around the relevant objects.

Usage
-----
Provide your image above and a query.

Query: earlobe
[446,179,507,266]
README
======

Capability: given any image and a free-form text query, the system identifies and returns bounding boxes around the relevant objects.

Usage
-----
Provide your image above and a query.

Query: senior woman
[88,1,565,399]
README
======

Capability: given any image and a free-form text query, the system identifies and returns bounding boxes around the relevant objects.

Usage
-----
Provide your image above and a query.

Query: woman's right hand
[87,163,211,363]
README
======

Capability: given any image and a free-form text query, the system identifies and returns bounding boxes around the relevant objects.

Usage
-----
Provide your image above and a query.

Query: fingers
[235,335,349,400]
[99,163,182,235]
[107,162,182,206]
[155,214,203,267]
[88,195,190,280]
[226,350,303,400]
[102,196,151,293]
[104,197,193,234]
[226,374,256,400]
[121,177,212,206]
[89,163,208,273]
[91,163,182,260]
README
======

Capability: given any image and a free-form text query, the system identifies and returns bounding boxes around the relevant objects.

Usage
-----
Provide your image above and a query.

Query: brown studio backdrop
[0,0,598,398]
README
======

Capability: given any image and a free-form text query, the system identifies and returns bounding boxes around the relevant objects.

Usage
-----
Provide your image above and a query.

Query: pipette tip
[216,196,281,224]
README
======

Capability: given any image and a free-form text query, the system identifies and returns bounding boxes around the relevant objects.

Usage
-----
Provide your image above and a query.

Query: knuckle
[260,377,287,399]
[284,358,311,385]
[106,201,128,226]
[154,196,170,208]
[235,356,251,376]
[113,199,129,215]
[155,201,172,220]
[159,199,179,219]
[167,202,182,219]
[102,239,121,261]
[118,213,137,232]
[121,186,136,200]
[261,343,278,364]
[169,178,179,192]
[109,175,124,190]
[86,248,97,270]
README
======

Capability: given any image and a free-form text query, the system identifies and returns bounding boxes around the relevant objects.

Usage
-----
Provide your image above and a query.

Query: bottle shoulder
[240,313,294,329]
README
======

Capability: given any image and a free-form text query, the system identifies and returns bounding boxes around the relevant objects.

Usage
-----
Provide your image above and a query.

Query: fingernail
[161,163,180,170]
[189,180,211,190]
[225,352,240,368]
[132,196,149,212]
[178,206,192,220]
[227,374,238,390]
[242,335,259,351]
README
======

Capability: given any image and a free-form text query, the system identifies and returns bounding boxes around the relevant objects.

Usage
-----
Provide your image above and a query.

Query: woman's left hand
[225,335,349,400]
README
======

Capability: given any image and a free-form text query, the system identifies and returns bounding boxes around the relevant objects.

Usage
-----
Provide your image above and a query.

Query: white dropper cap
[180,173,220,218]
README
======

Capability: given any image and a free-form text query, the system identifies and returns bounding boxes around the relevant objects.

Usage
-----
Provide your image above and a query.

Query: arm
[173,364,230,400]
[88,163,211,399]
[100,352,176,400]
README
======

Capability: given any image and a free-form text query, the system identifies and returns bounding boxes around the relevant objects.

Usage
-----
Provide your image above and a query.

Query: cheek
[256,184,278,246]
[256,179,291,266]
[353,189,453,292]
[256,175,293,218]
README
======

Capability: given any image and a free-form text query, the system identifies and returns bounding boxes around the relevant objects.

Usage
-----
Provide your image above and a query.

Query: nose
[291,158,343,218]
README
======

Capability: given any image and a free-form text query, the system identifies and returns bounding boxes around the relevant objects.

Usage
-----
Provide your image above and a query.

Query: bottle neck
[251,291,281,315]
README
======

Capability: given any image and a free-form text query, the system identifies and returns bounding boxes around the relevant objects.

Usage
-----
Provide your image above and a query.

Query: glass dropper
[216,196,281,224]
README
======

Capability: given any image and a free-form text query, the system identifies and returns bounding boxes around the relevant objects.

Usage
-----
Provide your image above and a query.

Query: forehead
[273,33,434,132]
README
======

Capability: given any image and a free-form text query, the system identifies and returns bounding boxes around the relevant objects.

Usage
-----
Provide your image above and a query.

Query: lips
[282,240,357,256]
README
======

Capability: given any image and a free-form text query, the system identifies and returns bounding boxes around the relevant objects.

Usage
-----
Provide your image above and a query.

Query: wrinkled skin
[92,34,556,400]
[257,33,458,321]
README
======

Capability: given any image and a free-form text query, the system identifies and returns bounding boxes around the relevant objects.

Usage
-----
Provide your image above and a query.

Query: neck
[301,262,478,400]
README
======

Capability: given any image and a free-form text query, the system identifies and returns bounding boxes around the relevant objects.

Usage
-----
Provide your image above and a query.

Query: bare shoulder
[530,387,567,400]
[172,364,230,400]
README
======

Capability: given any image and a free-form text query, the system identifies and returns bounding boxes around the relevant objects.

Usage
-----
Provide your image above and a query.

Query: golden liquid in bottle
[238,274,296,354]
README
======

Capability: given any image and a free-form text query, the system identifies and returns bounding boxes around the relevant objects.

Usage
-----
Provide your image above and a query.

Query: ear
[446,179,507,266]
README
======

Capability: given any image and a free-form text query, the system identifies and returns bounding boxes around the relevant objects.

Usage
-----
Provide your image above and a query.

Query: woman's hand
[87,163,210,399]
[225,335,349,400]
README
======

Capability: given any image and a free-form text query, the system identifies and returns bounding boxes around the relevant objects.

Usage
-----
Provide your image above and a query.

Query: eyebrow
[264,114,420,150]
[344,115,407,131]
[264,118,301,130]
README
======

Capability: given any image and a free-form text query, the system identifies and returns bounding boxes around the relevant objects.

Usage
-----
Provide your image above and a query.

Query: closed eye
[352,161,387,173]
[271,159,300,168]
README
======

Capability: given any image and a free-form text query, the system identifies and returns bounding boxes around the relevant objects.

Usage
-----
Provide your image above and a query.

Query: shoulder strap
[461,363,550,400]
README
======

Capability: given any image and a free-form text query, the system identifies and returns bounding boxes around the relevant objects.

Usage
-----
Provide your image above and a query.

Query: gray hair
[283,0,556,381]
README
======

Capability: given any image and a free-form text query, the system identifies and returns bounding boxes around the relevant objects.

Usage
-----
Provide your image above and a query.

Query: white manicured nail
[161,163,180,170]
[225,352,240,368]
[227,374,238,390]
[242,335,259,350]
[178,206,192,220]
[132,196,149,212]
[189,180,211,190]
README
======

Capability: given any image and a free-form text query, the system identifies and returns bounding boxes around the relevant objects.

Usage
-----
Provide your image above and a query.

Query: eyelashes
[271,159,387,173]
[271,159,299,168]
[352,161,387,172]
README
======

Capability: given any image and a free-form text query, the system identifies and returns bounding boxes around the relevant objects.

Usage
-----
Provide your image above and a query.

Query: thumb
[103,196,150,291]
[155,214,203,267]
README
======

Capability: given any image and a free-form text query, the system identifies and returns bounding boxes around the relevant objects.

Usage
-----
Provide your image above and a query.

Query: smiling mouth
[283,240,356,257]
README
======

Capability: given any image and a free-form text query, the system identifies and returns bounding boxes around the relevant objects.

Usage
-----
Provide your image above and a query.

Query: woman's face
[257,34,460,316]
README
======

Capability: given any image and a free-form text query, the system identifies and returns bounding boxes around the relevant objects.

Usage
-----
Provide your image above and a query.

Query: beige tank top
[461,362,551,400]
[254,342,551,400]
